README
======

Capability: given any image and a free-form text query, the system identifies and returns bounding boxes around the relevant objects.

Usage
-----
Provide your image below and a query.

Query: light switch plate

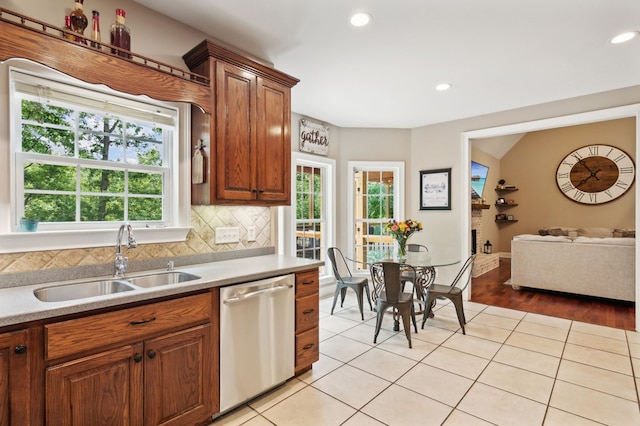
[215,227,240,244]
[247,226,256,242]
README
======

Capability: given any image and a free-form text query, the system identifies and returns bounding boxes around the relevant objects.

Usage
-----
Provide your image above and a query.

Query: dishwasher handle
[223,284,293,305]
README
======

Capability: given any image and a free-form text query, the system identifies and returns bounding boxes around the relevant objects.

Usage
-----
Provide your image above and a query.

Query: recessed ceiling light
[610,31,638,44]
[350,12,371,27]
[436,83,452,91]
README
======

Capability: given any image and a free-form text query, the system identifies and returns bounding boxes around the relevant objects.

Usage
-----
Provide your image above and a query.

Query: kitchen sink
[126,271,201,288]
[34,279,135,302]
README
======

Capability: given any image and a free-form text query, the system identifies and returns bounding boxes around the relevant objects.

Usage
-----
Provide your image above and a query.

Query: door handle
[223,284,293,304]
[130,317,156,326]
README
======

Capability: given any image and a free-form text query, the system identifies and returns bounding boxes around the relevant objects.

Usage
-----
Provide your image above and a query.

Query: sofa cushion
[514,234,572,242]
[573,236,635,246]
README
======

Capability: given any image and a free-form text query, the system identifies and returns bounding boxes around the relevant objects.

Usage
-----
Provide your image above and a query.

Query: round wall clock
[556,144,635,204]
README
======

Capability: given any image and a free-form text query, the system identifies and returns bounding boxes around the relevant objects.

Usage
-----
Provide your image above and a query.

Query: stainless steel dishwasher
[219,274,295,413]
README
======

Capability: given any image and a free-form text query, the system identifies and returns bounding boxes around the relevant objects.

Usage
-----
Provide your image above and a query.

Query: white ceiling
[134,0,640,129]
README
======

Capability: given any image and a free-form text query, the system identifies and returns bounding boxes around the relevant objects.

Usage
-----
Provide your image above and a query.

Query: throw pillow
[577,227,614,238]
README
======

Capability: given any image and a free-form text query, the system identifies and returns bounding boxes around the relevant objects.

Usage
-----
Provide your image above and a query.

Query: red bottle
[110,8,131,58]
[90,10,102,50]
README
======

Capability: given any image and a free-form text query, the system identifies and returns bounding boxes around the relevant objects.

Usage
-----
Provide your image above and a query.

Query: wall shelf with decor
[495,183,518,221]
[471,203,490,210]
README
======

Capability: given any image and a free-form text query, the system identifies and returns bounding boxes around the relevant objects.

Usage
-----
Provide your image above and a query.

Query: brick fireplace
[471,208,499,277]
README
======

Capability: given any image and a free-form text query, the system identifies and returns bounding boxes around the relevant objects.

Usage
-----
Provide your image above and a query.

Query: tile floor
[211,293,640,426]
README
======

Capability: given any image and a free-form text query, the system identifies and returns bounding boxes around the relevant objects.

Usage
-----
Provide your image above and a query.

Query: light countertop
[0,255,323,328]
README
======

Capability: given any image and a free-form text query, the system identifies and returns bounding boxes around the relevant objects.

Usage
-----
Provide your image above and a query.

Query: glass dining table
[347,248,460,330]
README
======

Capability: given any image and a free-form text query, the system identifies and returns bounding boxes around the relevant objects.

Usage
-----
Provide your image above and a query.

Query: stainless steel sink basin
[126,271,200,288]
[34,279,135,302]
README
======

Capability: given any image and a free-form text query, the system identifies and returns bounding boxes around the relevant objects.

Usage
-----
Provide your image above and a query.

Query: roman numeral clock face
[556,145,635,204]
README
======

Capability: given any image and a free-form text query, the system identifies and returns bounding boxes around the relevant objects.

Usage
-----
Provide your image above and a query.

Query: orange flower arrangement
[384,219,423,258]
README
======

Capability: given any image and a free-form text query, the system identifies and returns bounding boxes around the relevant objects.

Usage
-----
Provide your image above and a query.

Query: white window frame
[279,152,335,281]
[347,161,405,273]
[0,61,191,253]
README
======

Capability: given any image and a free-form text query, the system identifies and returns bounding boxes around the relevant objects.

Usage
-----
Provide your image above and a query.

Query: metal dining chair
[327,247,373,320]
[370,262,418,348]
[421,254,476,334]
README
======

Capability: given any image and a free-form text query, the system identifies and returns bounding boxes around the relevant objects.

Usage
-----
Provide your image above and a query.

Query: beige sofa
[511,232,636,302]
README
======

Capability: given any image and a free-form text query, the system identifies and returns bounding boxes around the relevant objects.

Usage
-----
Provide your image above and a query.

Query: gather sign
[299,119,329,156]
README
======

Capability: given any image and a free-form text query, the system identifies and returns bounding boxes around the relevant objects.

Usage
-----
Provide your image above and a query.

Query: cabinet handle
[133,354,143,363]
[303,309,315,315]
[251,188,258,193]
[258,189,264,193]
[130,316,156,326]
[302,280,314,285]
[302,343,314,351]
[148,350,157,359]
[14,345,27,355]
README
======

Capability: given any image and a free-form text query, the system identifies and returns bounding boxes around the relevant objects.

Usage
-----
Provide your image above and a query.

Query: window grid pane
[353,169,397,271]
[16,94,171,226]
[295,165,324,261]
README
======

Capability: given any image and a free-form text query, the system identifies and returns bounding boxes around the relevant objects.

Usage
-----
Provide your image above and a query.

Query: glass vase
[397,238,407,263]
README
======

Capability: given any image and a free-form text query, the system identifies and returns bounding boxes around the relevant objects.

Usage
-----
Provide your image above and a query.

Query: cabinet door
[46,344,144,426]
[0,329,31,426]
[143,324,213,426]
[215,61,257,201]
[256,77,291,203]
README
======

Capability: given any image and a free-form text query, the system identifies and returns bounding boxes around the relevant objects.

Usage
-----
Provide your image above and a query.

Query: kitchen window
[1,64,191,253]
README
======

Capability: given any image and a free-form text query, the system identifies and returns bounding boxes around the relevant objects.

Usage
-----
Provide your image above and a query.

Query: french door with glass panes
[292,154,335,278]
[347,162,404,272]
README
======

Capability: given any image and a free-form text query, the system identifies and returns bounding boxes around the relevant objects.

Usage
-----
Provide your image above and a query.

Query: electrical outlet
[215,227,240,244]
[247,225,256,242]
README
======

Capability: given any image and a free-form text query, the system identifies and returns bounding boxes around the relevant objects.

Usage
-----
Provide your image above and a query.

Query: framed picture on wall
[420,168,451,210]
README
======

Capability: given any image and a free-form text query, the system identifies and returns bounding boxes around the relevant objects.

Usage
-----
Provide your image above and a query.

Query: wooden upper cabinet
[184,40,299,205]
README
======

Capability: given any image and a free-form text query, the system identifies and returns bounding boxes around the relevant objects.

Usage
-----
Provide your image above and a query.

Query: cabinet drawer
[295,269,319,298]
[295,293,319,333]
[45,293,211,360]
[295,326,319,371]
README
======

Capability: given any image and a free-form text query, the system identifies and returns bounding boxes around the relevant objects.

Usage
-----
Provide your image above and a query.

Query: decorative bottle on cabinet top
[90,10,102,49]
[110,8,131,58]
[63,15,76,42]
[69,0,88,44]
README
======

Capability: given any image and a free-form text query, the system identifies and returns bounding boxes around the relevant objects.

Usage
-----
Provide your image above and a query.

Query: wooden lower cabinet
[43,291,216,426]
[0,329,33,426]
[144,325,213,426]
[294,269,320,374]
[46,324,212,426]
[46,344,144,426]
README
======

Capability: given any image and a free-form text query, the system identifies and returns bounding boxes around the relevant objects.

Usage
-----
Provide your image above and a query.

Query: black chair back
[407,244,429,253]
[446,254,476,293]
[327,247,353,283]
[370,262,416,303]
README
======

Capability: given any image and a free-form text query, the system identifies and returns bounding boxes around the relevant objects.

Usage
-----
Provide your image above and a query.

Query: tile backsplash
[0,205,272,274]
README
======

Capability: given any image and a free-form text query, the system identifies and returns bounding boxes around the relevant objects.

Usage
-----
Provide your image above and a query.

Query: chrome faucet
[114,223,137,278]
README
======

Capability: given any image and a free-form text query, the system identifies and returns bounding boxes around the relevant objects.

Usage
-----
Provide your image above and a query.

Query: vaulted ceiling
[135,0,640,129]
